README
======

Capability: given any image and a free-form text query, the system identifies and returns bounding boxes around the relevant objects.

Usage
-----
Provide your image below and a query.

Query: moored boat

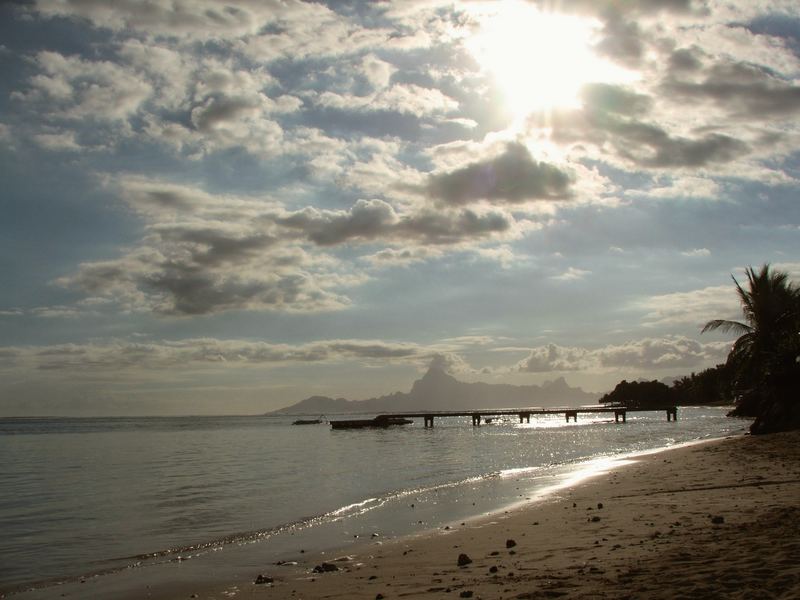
[330,415,414,429]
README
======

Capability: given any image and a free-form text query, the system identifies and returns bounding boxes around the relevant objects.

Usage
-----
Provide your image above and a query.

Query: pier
[331,406,678,429]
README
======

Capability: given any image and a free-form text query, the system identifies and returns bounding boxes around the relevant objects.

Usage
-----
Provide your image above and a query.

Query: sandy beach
[201,430,800,600]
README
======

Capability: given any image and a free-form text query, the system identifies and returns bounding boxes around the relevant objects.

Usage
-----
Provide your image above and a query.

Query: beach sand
[24,430,800,600]
[221,430,800,600]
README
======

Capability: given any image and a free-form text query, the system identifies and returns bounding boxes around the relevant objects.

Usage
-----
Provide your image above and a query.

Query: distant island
[268,366,599,415]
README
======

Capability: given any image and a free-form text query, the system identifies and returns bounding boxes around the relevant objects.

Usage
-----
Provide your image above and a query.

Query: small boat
[292,415,326,425]
[330,415,414,430]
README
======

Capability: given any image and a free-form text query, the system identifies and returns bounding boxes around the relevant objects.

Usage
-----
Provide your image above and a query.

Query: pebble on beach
[505,539,517,548]
[457,553,473,567]
[254,574,274,584]
[312,562,339,573]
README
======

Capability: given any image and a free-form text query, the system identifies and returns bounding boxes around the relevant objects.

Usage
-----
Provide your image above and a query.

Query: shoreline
[18,426,800,599]
[158,430,800,599]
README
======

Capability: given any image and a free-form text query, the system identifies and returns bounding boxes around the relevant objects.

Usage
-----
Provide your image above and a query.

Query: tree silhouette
[703,264,800,433]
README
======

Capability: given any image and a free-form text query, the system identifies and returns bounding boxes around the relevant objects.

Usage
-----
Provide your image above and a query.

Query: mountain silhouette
[269,366,598,415]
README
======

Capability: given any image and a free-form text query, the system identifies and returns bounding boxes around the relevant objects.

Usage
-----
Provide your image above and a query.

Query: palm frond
[701,319,751,335]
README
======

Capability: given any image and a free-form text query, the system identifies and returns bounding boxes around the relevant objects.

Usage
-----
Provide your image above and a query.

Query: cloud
[517,344,592,372]
[662,58,800,119]
[639,285,741,327]
[56,178,354,315]
[681,248,710,257]
[363,247,442,268]
[278,199,399,246]
[427,352,470,374]
[316,83,458,117]
[552,267,591,281]
[19,51,153,123]
[55,176,524,315]
[516,336,730,373]
[551,87,751,169]
[427,142,574,205]
[360,54,396,90]
[0,122,11,143]
[32,0,299,41]
[0,337,454,372]
[278,200,516,247]
[595,337,730,370]
[32,131,82,151]
[632,176,721,200]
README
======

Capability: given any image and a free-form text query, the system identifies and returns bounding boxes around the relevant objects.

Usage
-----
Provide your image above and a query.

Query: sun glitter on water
[466,1,635,119]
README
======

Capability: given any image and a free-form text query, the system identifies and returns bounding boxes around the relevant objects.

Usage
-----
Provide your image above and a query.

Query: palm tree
[703,264,800,433]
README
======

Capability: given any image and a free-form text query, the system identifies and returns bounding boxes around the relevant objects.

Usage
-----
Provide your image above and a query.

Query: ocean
[0,408,746,595]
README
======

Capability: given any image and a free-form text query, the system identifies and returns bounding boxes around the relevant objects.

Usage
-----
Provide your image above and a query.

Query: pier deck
[331,406,678,428]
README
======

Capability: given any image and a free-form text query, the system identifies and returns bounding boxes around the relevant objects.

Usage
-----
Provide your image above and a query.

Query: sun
[466,2,634,119]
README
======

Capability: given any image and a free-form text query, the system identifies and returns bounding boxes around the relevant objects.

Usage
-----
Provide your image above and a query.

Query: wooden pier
[332,406,678,428]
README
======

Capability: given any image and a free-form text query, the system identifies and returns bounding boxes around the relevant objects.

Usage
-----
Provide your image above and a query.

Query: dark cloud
[668,47,704,72]
[145,267,335,316]
[279,199,514,246]
[191,96,262,132]
[426,142,573,205]
[278,199,397,246]
[60,232,348,316]
[398,208,512,244]
[616,127,748,168]
[662,60,800,118]
[595,13,644,66]
[551,84,749,168]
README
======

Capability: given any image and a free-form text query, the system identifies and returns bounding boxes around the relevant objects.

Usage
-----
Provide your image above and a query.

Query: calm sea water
[0,408,746,594]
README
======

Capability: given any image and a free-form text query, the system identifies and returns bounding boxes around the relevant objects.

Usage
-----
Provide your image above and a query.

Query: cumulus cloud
[56,178,353,315]
[639,285,741,327]
[362,247,441,268]
[517,344,592,372]
[56,176,524,315]
[33,0,306,41]
[427,352,470,374]
[427,142,573,205]
[316,83,458,117]
[278,200,516,247]
[360,54,396,90]
[18,51,153,123]
[516,336,730,373]
[278,199,399,246]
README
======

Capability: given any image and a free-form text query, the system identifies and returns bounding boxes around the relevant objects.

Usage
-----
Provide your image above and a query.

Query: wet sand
[25,430,800,599]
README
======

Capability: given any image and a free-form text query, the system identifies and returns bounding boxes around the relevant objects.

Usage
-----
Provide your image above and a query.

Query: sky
[1,0,799,416]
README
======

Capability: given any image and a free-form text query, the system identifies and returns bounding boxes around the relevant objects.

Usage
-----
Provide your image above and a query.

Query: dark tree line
[601,265,799,434]
[599,363,733,409]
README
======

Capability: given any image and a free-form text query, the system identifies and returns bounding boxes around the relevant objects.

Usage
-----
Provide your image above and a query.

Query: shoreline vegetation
[34,428,800,600]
